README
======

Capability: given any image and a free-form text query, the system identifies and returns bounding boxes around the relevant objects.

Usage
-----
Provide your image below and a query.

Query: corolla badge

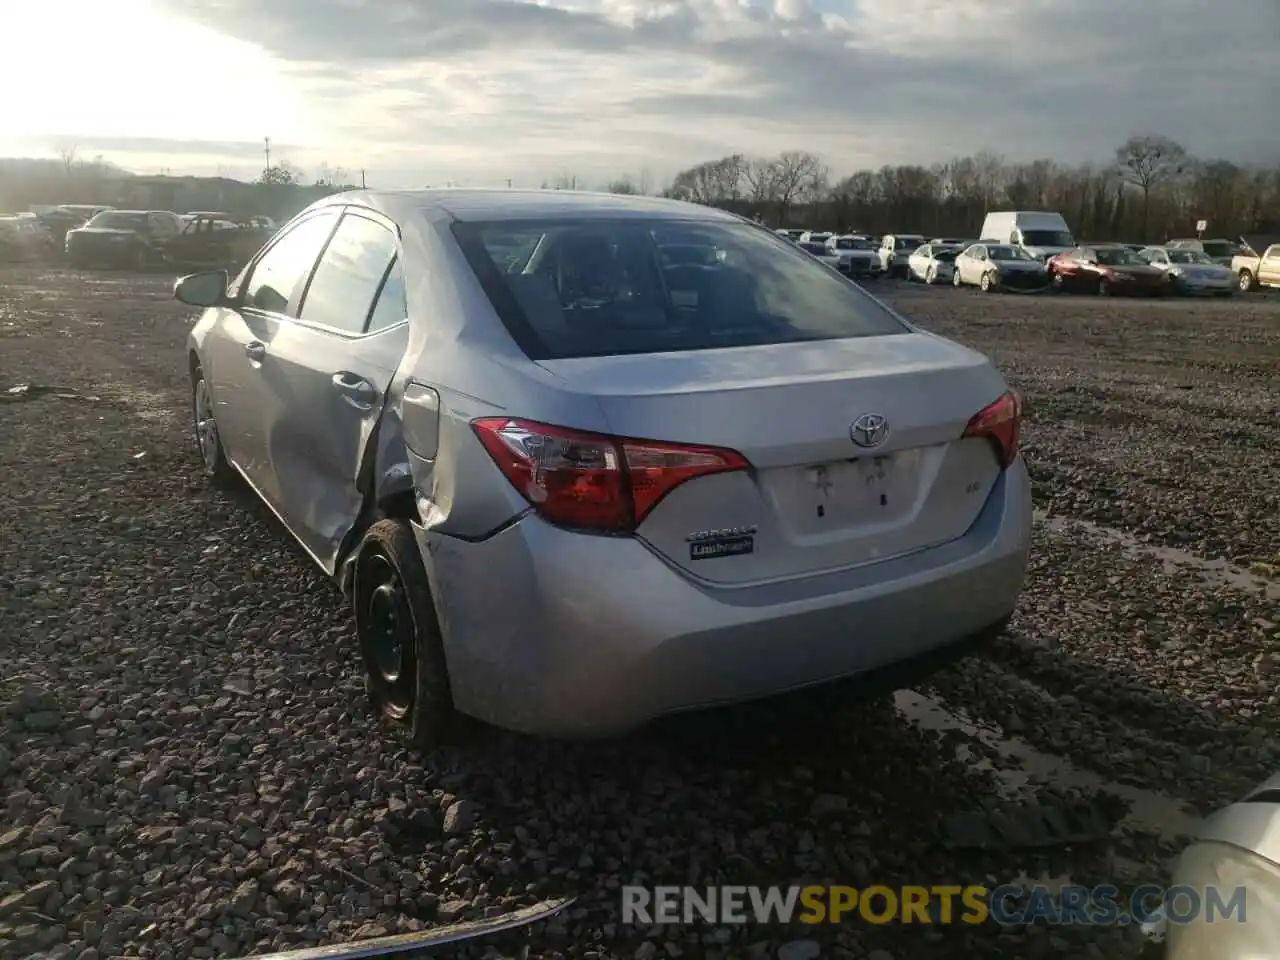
[850,413,890,448]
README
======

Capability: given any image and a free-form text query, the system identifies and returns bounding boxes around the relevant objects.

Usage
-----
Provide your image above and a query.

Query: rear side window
[297,213,398,334]
[367,257,407,333]
[451,218,908,360]
[243,213,339,315]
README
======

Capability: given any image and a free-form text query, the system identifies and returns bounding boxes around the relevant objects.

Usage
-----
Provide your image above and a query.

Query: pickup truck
[1232,241,1280,292]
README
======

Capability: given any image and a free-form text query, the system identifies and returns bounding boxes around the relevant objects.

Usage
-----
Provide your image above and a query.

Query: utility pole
[263,137,271,173]
[360,169,366,189]
[506,178,512,188]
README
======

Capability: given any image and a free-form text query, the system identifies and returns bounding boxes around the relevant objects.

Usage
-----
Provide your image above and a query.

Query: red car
[1046,244,1169,297]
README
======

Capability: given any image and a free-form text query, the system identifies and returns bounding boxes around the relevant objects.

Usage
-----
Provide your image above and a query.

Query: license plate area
[763,451,921,536]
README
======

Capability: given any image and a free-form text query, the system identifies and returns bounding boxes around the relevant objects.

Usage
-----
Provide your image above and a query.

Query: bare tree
[57,144,78,176]
[743,157,780,203]
[1116,134,1188,241]
[658,135,1276,242]
[774,150,828,216]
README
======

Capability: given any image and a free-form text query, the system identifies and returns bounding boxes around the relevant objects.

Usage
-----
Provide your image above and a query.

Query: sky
[3,0,1277,189]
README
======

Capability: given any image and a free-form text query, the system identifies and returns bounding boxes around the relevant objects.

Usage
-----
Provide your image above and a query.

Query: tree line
[618,135,1280,243]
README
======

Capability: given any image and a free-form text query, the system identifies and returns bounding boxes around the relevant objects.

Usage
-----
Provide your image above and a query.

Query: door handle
[245,341,266,361]
[331,372,377,409]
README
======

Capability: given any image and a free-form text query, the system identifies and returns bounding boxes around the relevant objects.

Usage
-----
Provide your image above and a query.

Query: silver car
[1138,246,1236,296]
[176,190,1032,742]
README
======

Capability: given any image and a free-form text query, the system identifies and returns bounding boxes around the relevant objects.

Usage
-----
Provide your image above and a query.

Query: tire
[980,272,994,292]
[1097,278,1111,297]
[926,266,937,285]
[354,519,456,748]
[190,365,235,485]
[952,268,963,288]
[1050,271,1065,291]
[1238,270,1256,293]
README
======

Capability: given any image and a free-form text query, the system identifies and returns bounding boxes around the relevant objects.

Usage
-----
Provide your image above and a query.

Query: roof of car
[319,188,743,223]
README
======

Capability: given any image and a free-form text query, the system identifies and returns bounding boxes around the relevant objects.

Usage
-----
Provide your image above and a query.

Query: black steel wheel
[354,519,455,747]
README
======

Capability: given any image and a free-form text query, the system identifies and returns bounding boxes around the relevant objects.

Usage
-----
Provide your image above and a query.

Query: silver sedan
[176,190,1032,742]
[1138,246,1236,296]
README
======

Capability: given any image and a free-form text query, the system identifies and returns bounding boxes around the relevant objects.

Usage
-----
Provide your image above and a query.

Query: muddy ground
[0,266,1277,960]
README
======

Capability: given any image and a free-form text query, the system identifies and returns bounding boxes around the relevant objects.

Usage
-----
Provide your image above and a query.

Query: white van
[980,212,1074,260]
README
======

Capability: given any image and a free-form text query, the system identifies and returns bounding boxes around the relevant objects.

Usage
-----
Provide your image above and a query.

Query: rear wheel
[1097,278,1111,296]
[191,366,235,485]
[354,519,456,748]
[1238,270,1256,292]
[952,268,963,288]
[926,265,937,284]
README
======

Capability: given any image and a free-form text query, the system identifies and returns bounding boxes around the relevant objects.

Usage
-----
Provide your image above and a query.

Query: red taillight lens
[471,418,750,533]
[963,390,1022,468]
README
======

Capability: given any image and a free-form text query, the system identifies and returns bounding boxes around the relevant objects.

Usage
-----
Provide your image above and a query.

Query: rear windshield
[1199,241,1235,258]
[451,218,909,360]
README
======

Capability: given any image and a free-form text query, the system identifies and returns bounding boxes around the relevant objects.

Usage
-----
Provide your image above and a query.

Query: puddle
[1033,510,1279,600]
[896,689,1199,841]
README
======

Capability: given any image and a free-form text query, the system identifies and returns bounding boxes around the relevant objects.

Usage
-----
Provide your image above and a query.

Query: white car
[776,228,806,243]
[826,235,882,278]
[952,243,1049,292]
[1138,246,1235,297]
[877,234,926,278]
[907,244,961,284]
[798,231,832,247]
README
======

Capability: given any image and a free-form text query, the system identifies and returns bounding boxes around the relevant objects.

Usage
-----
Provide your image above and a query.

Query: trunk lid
[538,334,1011,584]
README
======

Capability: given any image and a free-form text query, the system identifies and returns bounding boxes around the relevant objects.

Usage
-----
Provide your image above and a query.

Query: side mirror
[174,270,231,307]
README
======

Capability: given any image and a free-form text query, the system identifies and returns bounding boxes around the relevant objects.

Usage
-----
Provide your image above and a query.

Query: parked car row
[778,220,1277,298]
[0,203,279,269]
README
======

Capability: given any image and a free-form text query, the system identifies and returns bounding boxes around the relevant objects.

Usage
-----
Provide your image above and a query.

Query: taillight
[471,418,750,533]
[963,390,1021,468]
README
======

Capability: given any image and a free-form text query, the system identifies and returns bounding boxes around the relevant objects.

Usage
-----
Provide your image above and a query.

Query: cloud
[120,0,1280,184]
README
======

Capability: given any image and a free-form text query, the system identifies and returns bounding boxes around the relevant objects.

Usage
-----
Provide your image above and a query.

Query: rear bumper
[415,459,1033,737]
[66,239,139,266]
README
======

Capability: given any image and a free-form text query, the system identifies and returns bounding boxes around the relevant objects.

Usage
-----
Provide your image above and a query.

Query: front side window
[242,212,339,315]
[296,213,398,334]
[452,218,909,360]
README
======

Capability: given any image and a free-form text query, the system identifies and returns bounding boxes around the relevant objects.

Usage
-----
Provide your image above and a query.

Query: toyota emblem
[850,413,890,448]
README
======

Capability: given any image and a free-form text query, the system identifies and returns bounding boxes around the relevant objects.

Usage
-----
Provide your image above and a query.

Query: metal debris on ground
[224,897,575,960]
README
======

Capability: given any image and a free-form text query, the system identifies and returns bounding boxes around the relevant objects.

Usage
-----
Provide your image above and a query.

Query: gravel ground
[0,267,1276,960]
